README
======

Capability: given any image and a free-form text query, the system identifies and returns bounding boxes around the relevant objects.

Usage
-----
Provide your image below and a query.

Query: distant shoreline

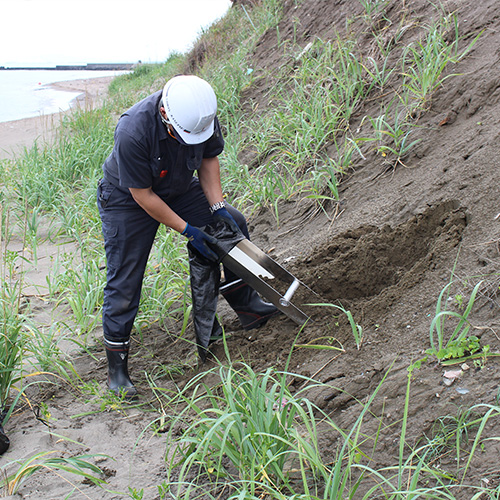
[0,75,115,160]
[0,63,135,71]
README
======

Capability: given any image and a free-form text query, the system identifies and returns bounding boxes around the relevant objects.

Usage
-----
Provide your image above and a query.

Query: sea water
[0,70,128,123]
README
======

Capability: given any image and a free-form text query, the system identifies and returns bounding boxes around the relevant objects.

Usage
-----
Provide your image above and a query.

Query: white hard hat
[162,75,217,145]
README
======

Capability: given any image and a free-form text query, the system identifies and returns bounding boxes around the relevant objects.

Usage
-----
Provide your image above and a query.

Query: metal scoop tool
[222,239,310,326]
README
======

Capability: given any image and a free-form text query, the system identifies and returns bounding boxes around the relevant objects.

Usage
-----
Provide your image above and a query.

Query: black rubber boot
[0,423,9,455]
[220,279,280,330]
[104,337,138,399]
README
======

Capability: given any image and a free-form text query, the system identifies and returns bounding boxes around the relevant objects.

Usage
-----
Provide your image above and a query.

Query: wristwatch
[210,200,226,214]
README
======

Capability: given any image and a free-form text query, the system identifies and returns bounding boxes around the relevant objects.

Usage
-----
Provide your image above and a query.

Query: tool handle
[279,279,300,307]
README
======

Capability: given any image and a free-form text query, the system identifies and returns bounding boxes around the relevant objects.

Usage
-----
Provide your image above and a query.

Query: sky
[0,0,232,67]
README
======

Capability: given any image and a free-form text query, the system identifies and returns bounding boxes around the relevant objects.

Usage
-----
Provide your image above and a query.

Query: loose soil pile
[3,0,500,498]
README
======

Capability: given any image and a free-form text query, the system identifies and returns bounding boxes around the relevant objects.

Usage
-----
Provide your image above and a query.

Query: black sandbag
[188,219,245,361]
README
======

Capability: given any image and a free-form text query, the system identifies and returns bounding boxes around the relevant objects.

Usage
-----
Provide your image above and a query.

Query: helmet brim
[171,120,215,145]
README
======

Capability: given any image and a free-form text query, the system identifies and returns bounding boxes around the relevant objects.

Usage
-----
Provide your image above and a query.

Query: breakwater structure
[0,63,135,71]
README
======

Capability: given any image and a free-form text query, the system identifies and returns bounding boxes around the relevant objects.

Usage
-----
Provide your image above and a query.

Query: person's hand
[182,223,218,261]
[213,206,242,235]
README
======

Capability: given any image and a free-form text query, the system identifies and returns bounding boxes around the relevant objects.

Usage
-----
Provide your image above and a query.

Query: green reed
[401,14,481,112]
[0,451,105,496]
[0,205,25,418]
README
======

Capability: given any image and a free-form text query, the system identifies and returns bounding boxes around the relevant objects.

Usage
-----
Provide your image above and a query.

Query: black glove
[213,206,242,235]
[182,223,218,261]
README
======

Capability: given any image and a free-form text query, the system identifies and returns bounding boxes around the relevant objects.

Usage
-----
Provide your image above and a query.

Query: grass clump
[0,280,24,422]
[401,14,481,114]
[0,204,26,425]
[425,280,493,365]
[1,451,105,496]
[156,355,500,499]
[166,363,324,497]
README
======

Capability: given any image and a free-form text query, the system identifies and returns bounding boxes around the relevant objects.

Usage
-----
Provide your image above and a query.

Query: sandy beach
[0,76,114,159]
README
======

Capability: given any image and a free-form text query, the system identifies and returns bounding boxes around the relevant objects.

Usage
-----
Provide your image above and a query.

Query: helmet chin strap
[158,100,170,127]
[159,99,182,142]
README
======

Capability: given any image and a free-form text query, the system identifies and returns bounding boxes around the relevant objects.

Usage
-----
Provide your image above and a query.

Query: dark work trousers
[97,177,249,342]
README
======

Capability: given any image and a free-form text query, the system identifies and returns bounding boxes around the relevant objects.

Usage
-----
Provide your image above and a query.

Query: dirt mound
[300,200,467,301]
